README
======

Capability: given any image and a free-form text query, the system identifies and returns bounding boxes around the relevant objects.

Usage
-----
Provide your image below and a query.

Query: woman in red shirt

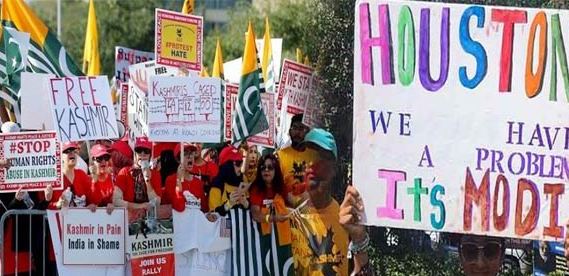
[113,137,162,210]
[49,142,91,210]
[89,144,115,214]
[163,143,209,213]
[249,154,289,224]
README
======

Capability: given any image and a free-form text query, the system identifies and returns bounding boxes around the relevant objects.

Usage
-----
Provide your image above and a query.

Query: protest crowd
[1,0,569,275]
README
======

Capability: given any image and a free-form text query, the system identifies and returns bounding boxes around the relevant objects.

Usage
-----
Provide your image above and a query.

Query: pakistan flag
[2,26,30,97]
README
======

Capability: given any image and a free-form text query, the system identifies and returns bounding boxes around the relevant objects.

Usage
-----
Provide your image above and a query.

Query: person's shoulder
[118,167,131,176]
[276,146,293,157]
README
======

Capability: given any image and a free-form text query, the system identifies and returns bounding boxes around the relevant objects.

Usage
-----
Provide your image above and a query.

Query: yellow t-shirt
[277,146,319,198]
[290,199,349,276]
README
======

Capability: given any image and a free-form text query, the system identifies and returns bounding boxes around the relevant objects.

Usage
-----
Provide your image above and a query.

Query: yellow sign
[155,9,203,72]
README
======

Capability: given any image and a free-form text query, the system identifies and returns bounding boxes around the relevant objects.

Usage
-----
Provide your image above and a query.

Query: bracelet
[265,214,270,223]
[348,232,370,255]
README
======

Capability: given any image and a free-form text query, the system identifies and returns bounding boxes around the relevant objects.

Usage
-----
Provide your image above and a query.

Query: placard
[354,0,569,240]
[147,76,222,143]
[155,9,203,72]
[127,60,178,148]
[224,83,238,141]
[302,77,323,128]
[115,46,154,86]
[20,72,55,130]
[0,131,61,192]
[225,85,275,147]
[49,76,119,142]
[128,205,174,276]
[119,83,129,127]
[62,208,126,265]
[276,59,313,114]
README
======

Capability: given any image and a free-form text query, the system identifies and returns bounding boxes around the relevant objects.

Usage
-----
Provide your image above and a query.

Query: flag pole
[57,0,61,39]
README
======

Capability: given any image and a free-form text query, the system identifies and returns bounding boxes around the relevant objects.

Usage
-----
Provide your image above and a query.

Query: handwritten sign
[49,76,118,142]
[155,9,203,72]
[127,61,178,148]
[0,131,61,192]
[224,83,239,141]
[354,0,569,240]
[302,77,323,128]
[276,59,313,114]
[62,208,126,265]
[115,46,154,86]
[148,76,222,143]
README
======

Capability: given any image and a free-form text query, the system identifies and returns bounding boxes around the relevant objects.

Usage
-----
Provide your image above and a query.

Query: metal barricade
[0,209,48,276]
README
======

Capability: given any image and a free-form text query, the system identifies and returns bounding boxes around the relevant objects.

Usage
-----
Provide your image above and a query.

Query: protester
[276,114,319,206]
[152,142,178,187]
[242,144,260,184]
[163,143,209,212]
[114,137,162,210]
[249,154,289,224]
[190,143,219,193]
[110,137,134,176]
[289,128,352,275]
[209,145,248,216]
[49,142,91,210]
[458,234,505,276]
[89,144,115,214]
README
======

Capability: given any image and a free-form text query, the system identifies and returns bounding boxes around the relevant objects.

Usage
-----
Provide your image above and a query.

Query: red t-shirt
[90,177,114,206]
[49,169,91,209]
[115,167,162,203]
[249,186,288,207]
[191,161,219,181]
[163,174,208,212]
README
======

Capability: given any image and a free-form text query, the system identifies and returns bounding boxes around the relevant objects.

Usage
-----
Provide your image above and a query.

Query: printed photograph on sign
[115,46,154,86]
[155,9,203,72]
[354,0,569,240]
[147,76,222,143]
[128,205,174,276]
[62,208,126,265]
[0,131,61,192]
[49,76,119,142]
[276,59,313,114]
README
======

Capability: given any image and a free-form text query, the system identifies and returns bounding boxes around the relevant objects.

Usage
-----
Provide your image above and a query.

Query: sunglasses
[233,160,243,167]
[260,164,274,171]
[460,241,502,261]
[63,148,77,154]
[135,148,151,155]
[94,155,111,163]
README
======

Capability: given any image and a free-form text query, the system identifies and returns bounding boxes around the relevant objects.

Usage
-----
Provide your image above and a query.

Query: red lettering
[492,174,510,231]
[88,77,101,106]
[64,77,78,106]
[515,178,539,236]
[78,76,89,105]
[463,167,490,231]
[543,183,564,238]
[491,9,527,92]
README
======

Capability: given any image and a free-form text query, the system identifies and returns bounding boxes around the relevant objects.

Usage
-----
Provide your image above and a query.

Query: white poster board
[62,208,126,265]
[127,60,178,147]
[354,0,569,240]
[148,76,222,143]
[20,72,55,130]
[48,76,119,142]
[115,46,154,86]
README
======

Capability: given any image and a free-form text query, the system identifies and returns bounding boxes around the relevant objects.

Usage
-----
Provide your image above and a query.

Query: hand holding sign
[339,185,366,242]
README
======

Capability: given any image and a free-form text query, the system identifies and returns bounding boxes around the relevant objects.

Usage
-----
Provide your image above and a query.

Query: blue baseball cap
[303,128,337,158]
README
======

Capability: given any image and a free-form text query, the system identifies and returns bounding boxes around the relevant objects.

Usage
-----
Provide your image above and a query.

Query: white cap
[1,122,20,133]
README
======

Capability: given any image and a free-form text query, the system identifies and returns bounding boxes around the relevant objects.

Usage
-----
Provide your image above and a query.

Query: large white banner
[49,76,119,142]
[354,0,569,240]
[148,76,222,143]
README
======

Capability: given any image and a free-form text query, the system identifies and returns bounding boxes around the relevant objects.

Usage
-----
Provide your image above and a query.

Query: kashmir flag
[212,39,224,79]
[230,207,294,276]
[82,0,101,75]
[231,22,268,142]
[181,0,195,14]
[1,0,82,77]
[261,17,276,94]
[1,26,30,104]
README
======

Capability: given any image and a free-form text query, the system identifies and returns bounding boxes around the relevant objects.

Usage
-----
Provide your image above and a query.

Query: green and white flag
[231,22,268,142]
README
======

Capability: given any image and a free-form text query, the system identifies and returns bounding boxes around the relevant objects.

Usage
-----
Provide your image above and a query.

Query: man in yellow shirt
[277,114,319,205]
